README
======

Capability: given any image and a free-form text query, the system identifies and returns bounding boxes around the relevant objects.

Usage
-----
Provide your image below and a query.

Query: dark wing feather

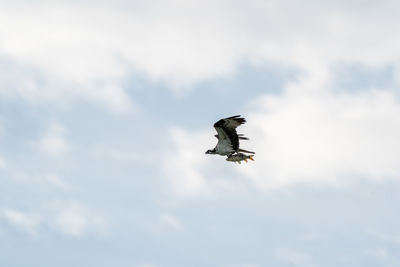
[214,115,247,151]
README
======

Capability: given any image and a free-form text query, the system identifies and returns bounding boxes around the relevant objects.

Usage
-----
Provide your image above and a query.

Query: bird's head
[205,149,216,154]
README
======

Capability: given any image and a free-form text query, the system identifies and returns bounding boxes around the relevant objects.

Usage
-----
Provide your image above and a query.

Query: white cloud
[136,264,158,267]
[362,248,389,261]
[160,213,183,230]
[36,121,69,156]
[226,264,260,267]
[2,208,41,235]
[276,248,315,266]
[91,145,141,162]
[162,128,211,197]
[10,171,72,191]
[44,174,72,191]
[148,212,184,234]
[1,0,400,109]
[0,156,6,169]
[0,124,7,169]
[1,201,107,237]
[52,201,107,236]
[164,73,400,194]
[240,78,400,189]
[147,0,400,195]
[367,229,400,245]
[54,208,87,236]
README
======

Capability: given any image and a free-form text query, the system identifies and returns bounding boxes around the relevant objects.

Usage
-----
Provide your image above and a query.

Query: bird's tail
[238,134,249,140]
[238,148,255,154]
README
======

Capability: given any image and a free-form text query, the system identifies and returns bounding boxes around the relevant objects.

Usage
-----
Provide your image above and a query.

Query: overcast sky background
[1,1,400,266]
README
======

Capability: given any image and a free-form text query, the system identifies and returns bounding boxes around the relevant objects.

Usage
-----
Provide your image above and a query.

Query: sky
[1,0,400,266]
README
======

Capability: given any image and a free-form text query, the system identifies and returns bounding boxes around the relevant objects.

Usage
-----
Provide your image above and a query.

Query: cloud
[136,264,158,267]
[160,214,183,230]
[10,171,72,191]
[1,201,107,237]
[367,229,400,245]
[52,201,107,236]
[1,208,41,235]
[163,72,400,194]
[0,156,6,169]
[161,128,211,197]
[240,79,400,189]
[362,248,389,261]
[91,145,141,163]
[35,121,69,156]
[1,0,400,110]
[43,174,72,191]
[147,0,400,196]
[276,248,315,266]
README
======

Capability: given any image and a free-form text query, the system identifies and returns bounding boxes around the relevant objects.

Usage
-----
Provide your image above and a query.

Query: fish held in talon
[226,153,255,164]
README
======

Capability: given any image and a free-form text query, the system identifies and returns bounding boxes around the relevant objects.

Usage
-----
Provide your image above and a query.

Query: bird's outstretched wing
[214,115,247,151]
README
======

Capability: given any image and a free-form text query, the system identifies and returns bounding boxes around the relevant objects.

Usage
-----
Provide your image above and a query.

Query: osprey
[205,115,255,161]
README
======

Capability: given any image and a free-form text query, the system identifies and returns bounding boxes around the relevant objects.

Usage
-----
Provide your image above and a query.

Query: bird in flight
[205,115,255,163]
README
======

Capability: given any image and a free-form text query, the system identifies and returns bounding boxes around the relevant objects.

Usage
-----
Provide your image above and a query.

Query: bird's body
[205,115,255,160]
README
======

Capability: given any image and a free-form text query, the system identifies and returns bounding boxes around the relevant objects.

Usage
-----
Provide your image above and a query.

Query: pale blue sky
[1,1,400,266]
